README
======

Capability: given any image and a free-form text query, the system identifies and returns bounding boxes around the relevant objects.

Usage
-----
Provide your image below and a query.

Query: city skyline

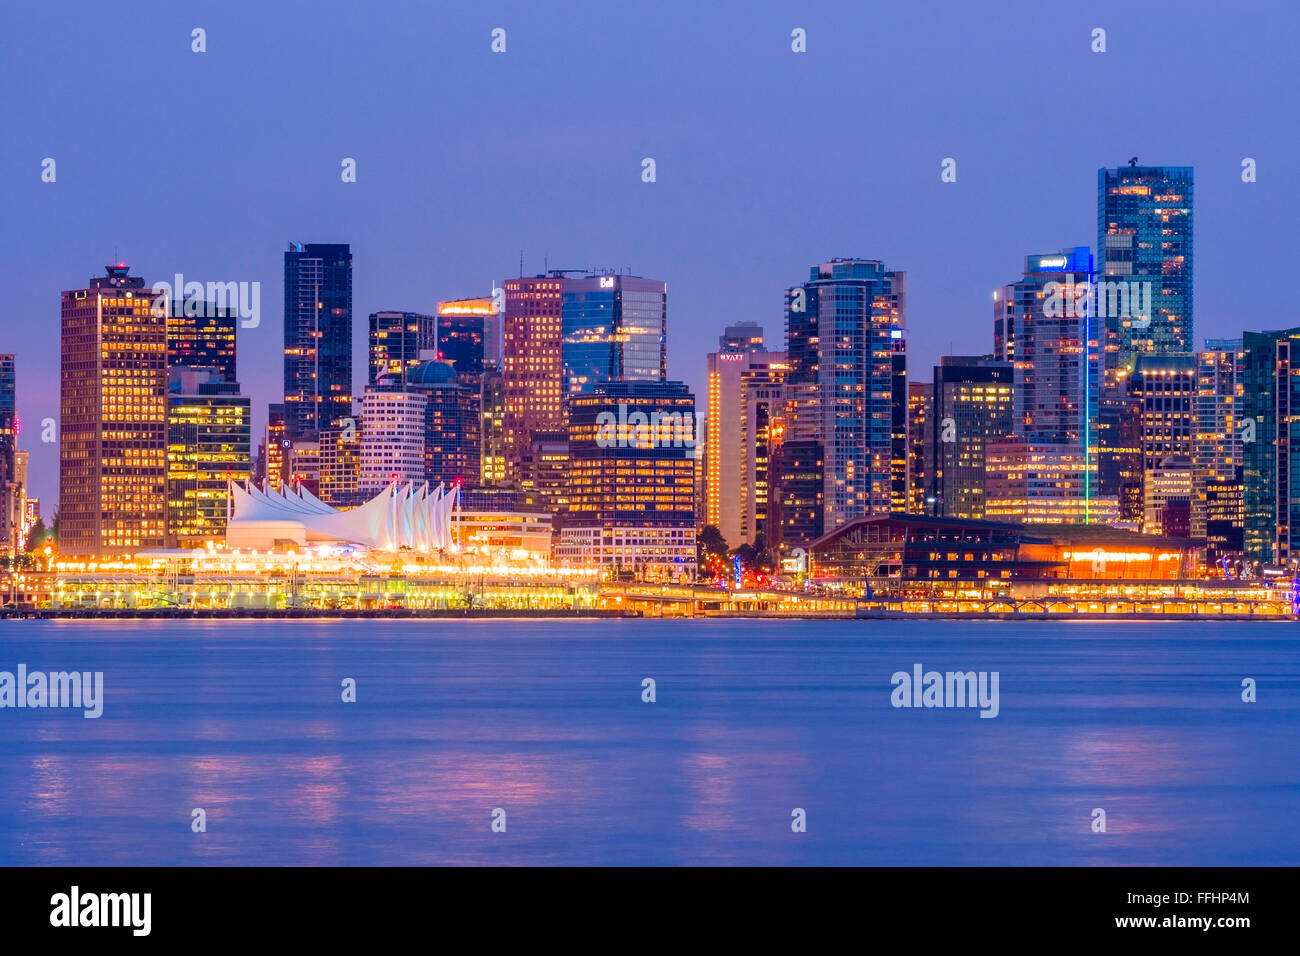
[3,0,1292,508]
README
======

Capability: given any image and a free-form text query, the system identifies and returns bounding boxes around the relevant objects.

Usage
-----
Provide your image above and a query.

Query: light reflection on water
[1,618,1297,865]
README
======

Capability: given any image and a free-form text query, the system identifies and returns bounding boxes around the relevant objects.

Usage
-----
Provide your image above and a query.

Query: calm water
[0,618,1297,866]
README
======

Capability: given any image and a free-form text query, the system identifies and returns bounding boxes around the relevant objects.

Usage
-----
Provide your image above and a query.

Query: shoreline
[2,607,1292,623]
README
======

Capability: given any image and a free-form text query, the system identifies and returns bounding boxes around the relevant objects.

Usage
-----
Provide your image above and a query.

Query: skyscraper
[558,380,697,581]
[561,273,667,395]
[719,322,765,353]
[283,242,353,438]
[166,368,251,547]
[906,382,932,514]
[1242,328,1300,564]
[0,354,15,486]
[479,365,506,486]
[1194,340,1245,540]
[360,357,479,494]
[930,356,1015,520]
[985,438,1106,525]
[60,265,168,557]
[890,327,909,514]
[1097,164,1193,389]
[264,403,287,491]
[168,301,237,383]
[0,354,19,560]
[782,258,905,539]
[436,297,494,384]
[994,248,1101,448]
[704,335,786,547]
[501,275,564,486]
[369,310,435,387]
[1129,353,1197,534]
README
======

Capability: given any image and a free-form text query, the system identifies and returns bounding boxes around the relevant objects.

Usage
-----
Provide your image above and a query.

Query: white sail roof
[226,480,459,552]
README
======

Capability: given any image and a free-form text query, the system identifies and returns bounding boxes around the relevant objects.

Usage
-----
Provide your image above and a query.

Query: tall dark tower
[283,242,353,438]
[1097,165,1193,391]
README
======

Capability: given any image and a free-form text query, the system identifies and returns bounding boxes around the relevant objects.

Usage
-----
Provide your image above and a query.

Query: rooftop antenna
[519,251,523,278]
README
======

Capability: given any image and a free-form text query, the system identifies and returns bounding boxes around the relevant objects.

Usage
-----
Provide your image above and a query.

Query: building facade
[283,242,352,437]
[1242,328,1300,564]
[930,356,1015,520]
[166,368,252,547]
[369,311,435,387]
[781,258,906,540]
[561,273,667,395]
[1098,164,1194,390]
[560,381,697,580]
[501,275,565,486]
[60,265,168,557]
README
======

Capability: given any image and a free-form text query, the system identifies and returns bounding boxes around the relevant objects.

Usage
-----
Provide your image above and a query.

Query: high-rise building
[993,248,1101,449]
[369,310,435,387]
[501,275,565,486]
[264,403,287,491]
[318,424,362,508]
[436,297,494,384]
[360,357,479,495]
[168,301,237,382]
[985,438,1110,525]
[704,344,786,546]
[1098,164,1193,389]
[0,356,20,561]
[1129,353,1197,534]
[60,265,168,557]
[1097,392,1143,524]
[930,357,1015,520]
[1194,340,1245,540]
[0,355,17,558]
[770,438,823,549]
[166,368,251,548]
[1242,328,1300,564]
[741,358,787,546]
[890,327,909,513]
[906,382,932,514]
[2,448,28,563]
[0,354,14,485]
[285,439,321,495]
[519,431,569,514]
[719,322,765,353]
[283,242,352,438]
[1144,454,1193,537]
[561,273,667,395]
[1205,467,1245,566]
[558,380,697,581]
[412,360,480,488]
[360,388,428,495]
[479,365,506,486]
[781,258,905,539]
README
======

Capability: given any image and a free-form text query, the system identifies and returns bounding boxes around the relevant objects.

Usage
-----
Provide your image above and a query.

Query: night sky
[2,0,1295,507]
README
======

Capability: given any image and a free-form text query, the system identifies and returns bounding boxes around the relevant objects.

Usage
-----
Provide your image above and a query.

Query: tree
[697,525,728,561]
[23,517,47,554]
[696,525,729,578]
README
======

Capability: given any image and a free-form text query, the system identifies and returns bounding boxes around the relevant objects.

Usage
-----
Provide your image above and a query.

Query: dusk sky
[2,0,1296,507]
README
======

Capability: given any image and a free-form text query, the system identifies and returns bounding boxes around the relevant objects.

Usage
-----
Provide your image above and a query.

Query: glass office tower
[1097,165,1193,390]
[781,258,905,537]
[283,242,353,437]
[561,273,666,395]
